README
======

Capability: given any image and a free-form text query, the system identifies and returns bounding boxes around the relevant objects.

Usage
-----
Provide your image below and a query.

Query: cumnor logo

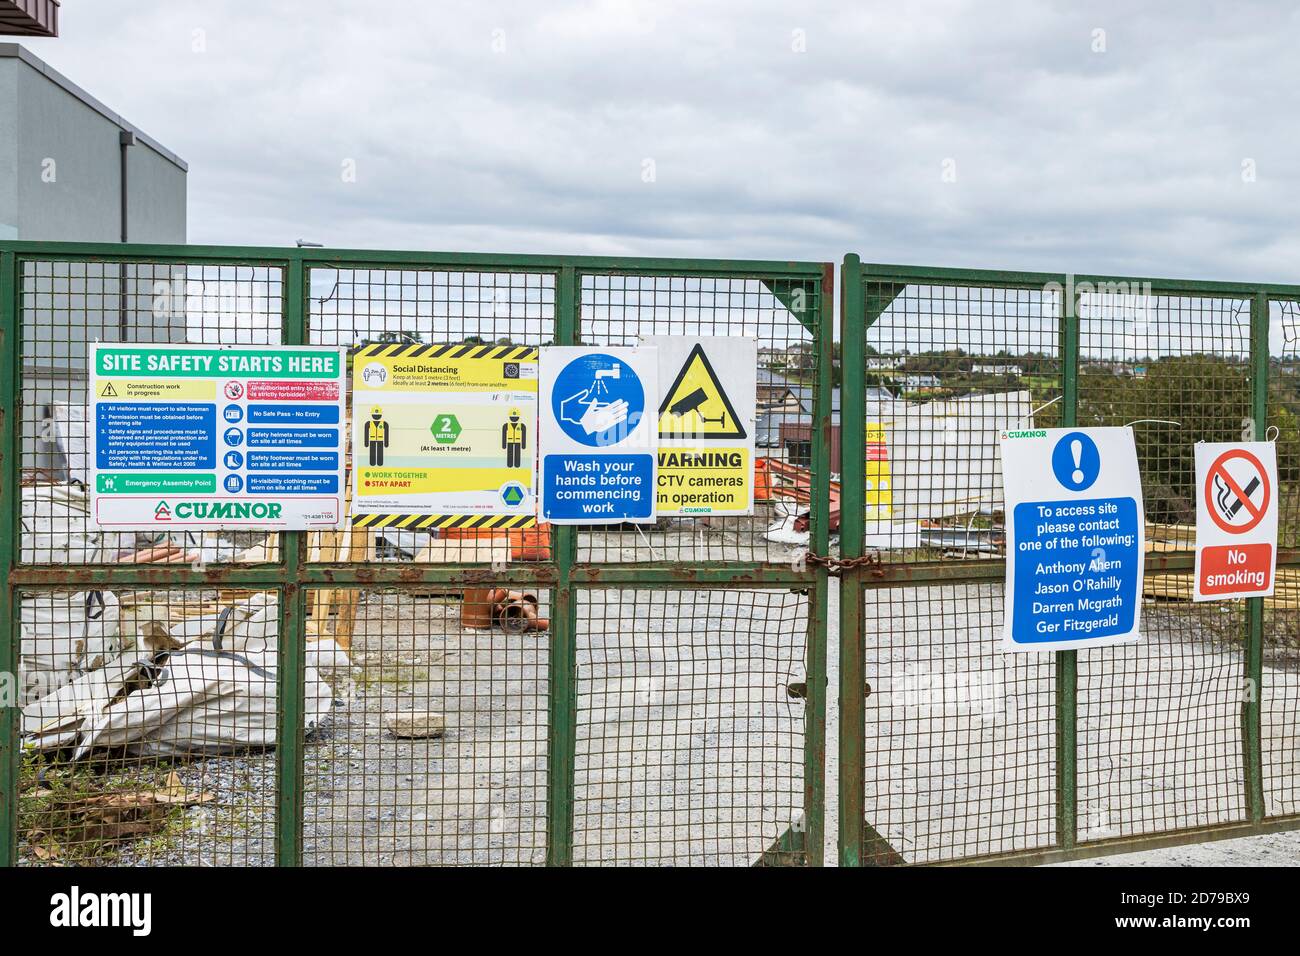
[154,500,172,521]
[173,501,283,519]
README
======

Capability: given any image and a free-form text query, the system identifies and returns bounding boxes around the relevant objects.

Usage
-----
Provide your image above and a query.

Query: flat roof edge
[0,42,188,172]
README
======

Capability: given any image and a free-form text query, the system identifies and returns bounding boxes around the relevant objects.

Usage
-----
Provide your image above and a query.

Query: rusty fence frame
[0,241,833,867]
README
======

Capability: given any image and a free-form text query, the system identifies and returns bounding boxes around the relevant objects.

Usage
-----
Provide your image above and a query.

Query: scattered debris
[461,587,549,632]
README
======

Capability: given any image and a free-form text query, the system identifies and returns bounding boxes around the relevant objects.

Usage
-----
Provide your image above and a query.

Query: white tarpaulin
[19,590,121,706]
[22,483,136,564]
[22,594,336,759]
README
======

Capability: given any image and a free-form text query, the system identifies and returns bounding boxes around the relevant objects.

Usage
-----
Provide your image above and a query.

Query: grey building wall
[1,43,186,242]
[0,44,189,478]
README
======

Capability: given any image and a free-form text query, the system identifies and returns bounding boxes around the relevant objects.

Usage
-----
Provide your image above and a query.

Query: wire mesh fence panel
[17,587,282,866]
[20,258,285,566]
[1078,291,1250,551]
[302,587,549,865]
[307,266,556,564]
[1264,304,1300,817]
[860,280,1059,562]
[576,274,820,565]
[861,582,1056,864]
[1261,607,1300,818]
[572,588,807,865]
[2,246,830,869]
[1074,293,1252,840]
[1077,592,1247,838]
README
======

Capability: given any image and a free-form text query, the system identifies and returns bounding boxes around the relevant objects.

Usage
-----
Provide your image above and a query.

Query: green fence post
[0,250,18,867]
[276,255,307,866]
[838,254,866,866]
[1056,284,1079,849]
[801,264,834,866]
[547,265,579,865]
[1244,291,1268,821]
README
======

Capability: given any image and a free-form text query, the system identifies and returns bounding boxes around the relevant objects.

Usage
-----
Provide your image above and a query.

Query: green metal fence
[838,256,1300,865]
[8,241,1300,867]
[0,241,831,867]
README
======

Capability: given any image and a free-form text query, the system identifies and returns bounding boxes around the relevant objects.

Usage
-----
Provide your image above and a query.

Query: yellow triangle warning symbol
[658,344,746,439]
[100,382,118,397]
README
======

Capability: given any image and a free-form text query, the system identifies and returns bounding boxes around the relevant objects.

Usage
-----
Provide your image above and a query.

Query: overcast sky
[17,1,1300,282]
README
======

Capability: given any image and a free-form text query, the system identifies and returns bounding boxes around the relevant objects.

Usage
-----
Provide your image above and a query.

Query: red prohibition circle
[1204,448,1270,535]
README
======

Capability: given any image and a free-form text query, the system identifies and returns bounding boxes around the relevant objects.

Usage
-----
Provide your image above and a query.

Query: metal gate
[838,256,1300,865]
[0,242,831,866]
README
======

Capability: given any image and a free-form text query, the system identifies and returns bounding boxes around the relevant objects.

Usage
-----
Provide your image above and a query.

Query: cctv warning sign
[1194,442,1278,600]
[644,336,756,515]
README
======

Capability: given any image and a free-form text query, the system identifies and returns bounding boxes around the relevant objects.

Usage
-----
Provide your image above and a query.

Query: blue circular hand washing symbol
[552,353,645,447]
[1051,431,1100,491]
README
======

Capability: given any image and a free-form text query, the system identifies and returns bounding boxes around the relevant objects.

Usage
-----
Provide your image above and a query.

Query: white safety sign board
[642,336,756,516]
[1194,442,1278,601]
[1000,427,1145,652]
[349,342,538,526]
[90,344,348,530]
[539,346,659,524]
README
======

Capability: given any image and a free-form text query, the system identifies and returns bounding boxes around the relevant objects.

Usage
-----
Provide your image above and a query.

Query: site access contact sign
[999,427,1146,652]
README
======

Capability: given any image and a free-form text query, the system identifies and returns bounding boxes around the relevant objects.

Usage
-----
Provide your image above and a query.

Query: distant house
[865,356,902,371]
[902,374,941,390]
[758,346,786,368]
[971,363,1020,375]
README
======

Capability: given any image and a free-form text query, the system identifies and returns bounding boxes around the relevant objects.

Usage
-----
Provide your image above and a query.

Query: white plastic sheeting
[18,590,121,706]
[22,483,135,563]
[22,594,337,759]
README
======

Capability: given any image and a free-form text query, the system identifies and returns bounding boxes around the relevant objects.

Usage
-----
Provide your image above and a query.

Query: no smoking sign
[1194,442,1278,601]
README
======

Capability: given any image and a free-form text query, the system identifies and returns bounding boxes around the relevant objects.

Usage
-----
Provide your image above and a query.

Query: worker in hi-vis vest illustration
[502,407,527,468]
[363,406,389,466]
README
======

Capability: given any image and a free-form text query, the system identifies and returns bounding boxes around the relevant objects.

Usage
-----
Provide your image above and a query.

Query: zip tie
[1267,425,1280,442]
[634,522,662,562]
[1013,395,1061,429]
[791,549,808,573]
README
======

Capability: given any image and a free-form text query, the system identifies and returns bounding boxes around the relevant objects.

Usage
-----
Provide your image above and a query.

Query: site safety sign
[90,344,348,530]
[999,427,1146,652]
[349,343,538,529]
[643,336,756,516]
[1194,442,1278,600]
[539,346,659,523]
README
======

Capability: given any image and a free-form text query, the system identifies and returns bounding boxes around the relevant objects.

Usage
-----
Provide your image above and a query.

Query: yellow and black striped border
[352,513,537,530]
[353,343,538,361]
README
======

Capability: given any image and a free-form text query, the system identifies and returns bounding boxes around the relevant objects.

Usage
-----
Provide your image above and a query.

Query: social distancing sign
[644,336,755,516]
[350,343,538,527]
[539,346,659,523]
[90,344,348,530]
[1194,442,1278,600]
[1000,427,1145,652]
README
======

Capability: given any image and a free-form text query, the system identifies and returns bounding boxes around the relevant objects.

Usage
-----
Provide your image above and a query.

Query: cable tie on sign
[1013,395,1061,429]
[633,521,661,562]
[1267,425,1280,443]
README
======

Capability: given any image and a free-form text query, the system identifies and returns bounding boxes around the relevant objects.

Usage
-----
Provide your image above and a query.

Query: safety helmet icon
[509,407,521,418]
[371,406,383,417]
